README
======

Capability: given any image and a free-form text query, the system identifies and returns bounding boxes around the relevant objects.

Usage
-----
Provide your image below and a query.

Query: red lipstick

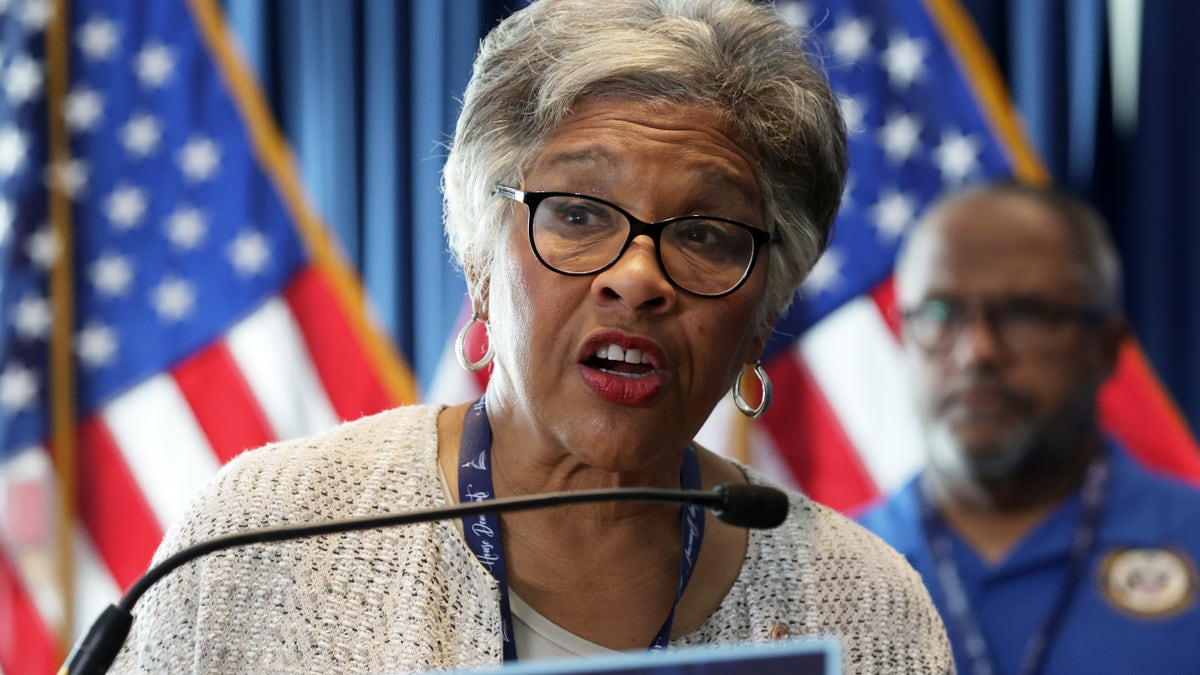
[577,331,667,406]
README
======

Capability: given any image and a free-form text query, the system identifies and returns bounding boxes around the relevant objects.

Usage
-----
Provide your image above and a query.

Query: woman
[115,0,952,672]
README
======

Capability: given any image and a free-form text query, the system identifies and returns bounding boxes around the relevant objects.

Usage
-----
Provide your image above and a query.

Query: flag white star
[777,1,813,29]
[839,96,865,135]
[120,113,162,157]
[166,207,207,250]
[13,294,52,341]
[228,229,271,276]
[829,17,872,63]
[881,32,928,89]
[0,363,39,412]
[77,15,120,62]
[76,322,119,369]
[26,226,60,270]
[134,43,176,89]
[934,128,983,184]
[870,188,917,241]
[5,54,44,106]
[178,137,221,182]
[103,185,148,230]
[45,159,89,199]
[152,277,195,321]
[802,247,845,296]
[0,125,29,179]
[90,253,134,297]
[878,111,923,164]
[65,86,104,132]
[20,0,52,30]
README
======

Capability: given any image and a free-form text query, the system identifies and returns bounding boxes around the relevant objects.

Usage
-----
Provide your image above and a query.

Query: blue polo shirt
[858,443,1200,675]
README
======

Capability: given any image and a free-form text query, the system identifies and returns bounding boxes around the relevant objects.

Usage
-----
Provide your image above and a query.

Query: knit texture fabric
[112,405,952,673]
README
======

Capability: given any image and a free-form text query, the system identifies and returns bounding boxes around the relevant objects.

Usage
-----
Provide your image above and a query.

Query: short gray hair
[442,0,847,316]
[896,180,1123,311]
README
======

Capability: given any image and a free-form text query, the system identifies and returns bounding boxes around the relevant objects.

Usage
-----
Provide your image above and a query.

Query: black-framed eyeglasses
[494,185,776,297]
[901,296,1109,354]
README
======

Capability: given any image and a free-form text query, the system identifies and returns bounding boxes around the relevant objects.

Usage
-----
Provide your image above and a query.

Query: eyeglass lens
[906,298,1098,353]
[530,194,757,296]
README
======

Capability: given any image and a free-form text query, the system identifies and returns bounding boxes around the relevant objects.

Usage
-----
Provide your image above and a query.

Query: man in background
[859,181,1200,674]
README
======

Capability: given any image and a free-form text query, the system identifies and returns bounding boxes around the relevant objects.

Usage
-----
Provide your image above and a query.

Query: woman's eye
[563,208,598,225]
[546,199,613,227]
[675,221,729,247]
[681,226,711,243]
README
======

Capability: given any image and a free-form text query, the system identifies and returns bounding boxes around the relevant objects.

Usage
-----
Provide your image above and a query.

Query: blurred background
[2,0,1199,671]
[222,0,1200,435]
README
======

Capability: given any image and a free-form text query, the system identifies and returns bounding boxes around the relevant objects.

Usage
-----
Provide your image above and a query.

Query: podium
[446,638,840,674]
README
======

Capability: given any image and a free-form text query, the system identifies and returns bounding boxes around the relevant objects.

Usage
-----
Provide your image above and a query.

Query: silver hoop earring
[455,312,494,372]
[732,361,772,419]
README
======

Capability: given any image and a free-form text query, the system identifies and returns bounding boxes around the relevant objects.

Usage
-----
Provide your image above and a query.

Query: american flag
[0,1,414,672]
[430,0,1200,512]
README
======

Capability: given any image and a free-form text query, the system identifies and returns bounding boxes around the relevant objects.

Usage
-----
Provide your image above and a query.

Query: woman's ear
[464,262,490,321]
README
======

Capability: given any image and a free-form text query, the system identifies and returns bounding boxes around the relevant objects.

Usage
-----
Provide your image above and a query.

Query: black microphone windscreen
[712,484,789,528]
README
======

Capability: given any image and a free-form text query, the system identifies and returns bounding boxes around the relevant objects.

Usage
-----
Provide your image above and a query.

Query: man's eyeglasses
[494,185,776,297]
[901,297,1109,354]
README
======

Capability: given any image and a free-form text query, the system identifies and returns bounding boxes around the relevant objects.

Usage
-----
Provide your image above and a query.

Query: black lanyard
[917,457,1108,675]
[457,396,705,662]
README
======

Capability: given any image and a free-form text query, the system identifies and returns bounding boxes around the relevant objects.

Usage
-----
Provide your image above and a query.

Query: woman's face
[483,98,773,476]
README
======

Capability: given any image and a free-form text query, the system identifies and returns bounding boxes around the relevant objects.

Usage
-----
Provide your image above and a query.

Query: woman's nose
[591,235,677,313]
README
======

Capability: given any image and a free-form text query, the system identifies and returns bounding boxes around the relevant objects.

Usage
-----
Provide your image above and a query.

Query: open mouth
[584,344,658,379]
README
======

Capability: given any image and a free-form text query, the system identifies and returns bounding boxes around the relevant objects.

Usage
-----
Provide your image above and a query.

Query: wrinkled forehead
[519,98,764,220]
[897,194,1091,306]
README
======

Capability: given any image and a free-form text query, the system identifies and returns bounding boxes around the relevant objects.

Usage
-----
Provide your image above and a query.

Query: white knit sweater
[112,405,952,673]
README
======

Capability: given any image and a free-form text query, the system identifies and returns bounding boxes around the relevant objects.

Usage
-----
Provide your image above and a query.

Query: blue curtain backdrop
[221,0,1200,437]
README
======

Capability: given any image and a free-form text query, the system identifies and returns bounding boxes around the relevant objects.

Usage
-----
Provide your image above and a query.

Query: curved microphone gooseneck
[62,483,790,675]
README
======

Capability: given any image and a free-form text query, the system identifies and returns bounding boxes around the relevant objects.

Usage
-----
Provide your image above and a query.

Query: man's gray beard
[925,383,1098,488]
[926,417,1039,483]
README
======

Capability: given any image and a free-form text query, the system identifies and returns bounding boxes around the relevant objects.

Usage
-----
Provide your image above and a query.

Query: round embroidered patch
[1098,547,1197,620]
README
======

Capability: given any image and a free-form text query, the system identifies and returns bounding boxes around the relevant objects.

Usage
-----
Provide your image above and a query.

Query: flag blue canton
[0,0,309,459]
[767,0,1014,356]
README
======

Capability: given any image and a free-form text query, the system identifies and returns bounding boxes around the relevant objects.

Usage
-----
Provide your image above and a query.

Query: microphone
[63,483,788,675]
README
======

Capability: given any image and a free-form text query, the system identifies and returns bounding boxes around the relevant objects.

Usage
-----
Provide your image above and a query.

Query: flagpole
[922,0,1049,185]
[46,0,78,656]
[185,0,418,408]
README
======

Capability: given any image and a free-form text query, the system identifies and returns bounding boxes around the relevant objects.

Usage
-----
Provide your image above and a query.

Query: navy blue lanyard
[457,396,705,662]
[917,456,1108,675]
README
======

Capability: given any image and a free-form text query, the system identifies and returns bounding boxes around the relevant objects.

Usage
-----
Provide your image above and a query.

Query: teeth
[595,344,651,365]
[597,345,622,361]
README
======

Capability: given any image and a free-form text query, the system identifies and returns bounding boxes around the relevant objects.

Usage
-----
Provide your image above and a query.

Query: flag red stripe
[284,267,396,421]
[173,341,276,464]
[1100,341,1200,483]
[761,354,880,512]
[869,275,902,340]
[0,550,58,675]
[78,418,165,590]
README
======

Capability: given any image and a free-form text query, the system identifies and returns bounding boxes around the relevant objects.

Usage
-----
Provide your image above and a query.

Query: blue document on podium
[446,638,840,675]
